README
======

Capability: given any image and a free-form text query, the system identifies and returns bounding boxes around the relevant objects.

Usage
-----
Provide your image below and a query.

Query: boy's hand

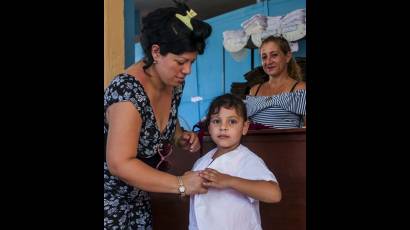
[199,168,232,189]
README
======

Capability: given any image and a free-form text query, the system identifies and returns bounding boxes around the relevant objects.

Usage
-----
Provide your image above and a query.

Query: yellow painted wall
[104,0,125,89]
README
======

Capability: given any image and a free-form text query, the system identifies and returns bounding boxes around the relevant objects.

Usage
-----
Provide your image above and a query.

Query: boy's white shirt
[189,144,277,230]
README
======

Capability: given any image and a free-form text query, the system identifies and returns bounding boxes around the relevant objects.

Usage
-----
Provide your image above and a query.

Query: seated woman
[245,35,306,128]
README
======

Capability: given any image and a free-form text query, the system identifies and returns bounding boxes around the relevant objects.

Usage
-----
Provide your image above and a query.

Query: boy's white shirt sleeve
[237,153,277,203]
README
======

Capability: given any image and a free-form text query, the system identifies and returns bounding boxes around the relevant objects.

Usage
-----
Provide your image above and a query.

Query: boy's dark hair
[205,93,248,127]
[140,0,212,69]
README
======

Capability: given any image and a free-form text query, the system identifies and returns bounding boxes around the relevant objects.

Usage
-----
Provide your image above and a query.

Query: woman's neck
[268,72,292,86]
[259,73,295,95]
[127,61,168,91]
[143,64,168,91]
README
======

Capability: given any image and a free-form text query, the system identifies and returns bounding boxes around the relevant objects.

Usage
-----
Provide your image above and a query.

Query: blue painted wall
[134,0,306,130]
[193,2,268,129]
[124,0,136,68]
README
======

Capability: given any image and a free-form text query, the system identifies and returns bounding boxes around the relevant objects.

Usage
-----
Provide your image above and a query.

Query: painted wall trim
[104,0,125,88]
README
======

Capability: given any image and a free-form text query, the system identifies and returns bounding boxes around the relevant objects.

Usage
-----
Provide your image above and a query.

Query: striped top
[245,89,306,128]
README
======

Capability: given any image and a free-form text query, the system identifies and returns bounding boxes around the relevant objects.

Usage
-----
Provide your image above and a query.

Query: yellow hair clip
[175,9,197,30]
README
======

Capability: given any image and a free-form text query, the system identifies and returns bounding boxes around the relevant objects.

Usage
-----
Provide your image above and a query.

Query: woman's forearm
[108,158,179,194]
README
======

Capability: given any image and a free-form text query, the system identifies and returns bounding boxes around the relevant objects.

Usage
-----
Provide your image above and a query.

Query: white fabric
[282,23,306,42]
[230,48,248,61]
[251,33,299,53]
[251,15,283,47]
[223,29,249,53]
[281,8,305,26]
[189,144,277,230]
[190,96,203,103]
[289,41,299,52]
[223,9,306,58]
[241,14,267,36]
[266,16,283,31]
[250,32,262,48]
[278,8,306,41]
[241,8,306,48]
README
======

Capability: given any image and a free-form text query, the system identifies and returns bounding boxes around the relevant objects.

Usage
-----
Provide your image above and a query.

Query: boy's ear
[242,120,250,135]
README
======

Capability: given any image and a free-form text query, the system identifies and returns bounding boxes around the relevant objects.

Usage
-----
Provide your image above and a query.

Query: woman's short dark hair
[140,0,212,69]
[205,94,248,127]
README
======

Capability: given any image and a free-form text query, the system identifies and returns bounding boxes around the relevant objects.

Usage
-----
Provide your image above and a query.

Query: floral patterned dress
[103,74,183,229]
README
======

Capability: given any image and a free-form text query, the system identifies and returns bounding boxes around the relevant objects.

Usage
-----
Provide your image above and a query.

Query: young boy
[189,93,281,230]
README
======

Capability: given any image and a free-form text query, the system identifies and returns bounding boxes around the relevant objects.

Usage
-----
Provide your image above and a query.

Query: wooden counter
[151,128,306,230]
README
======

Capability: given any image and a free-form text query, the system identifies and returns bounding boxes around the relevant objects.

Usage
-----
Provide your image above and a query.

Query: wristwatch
[177,176,186,197]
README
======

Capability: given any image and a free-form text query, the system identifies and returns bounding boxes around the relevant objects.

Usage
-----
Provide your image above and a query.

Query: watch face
[179,186,185,193]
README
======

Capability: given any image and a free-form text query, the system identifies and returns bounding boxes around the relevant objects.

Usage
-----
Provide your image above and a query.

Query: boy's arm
[200,168,281,203]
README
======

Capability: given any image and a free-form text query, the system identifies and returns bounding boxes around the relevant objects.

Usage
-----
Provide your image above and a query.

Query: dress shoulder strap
[290,81,300,92]
[254,83,264,96]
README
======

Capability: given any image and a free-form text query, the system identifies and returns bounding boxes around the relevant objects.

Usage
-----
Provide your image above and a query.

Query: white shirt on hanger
[189,144,277,230]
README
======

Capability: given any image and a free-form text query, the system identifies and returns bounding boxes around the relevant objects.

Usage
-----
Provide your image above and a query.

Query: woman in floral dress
[104,1,212,229]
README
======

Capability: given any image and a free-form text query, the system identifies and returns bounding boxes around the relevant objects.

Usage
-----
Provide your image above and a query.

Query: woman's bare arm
[106,102,206,195]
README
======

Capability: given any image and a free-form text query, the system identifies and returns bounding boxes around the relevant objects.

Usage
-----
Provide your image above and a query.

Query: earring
[153,60,158,64]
